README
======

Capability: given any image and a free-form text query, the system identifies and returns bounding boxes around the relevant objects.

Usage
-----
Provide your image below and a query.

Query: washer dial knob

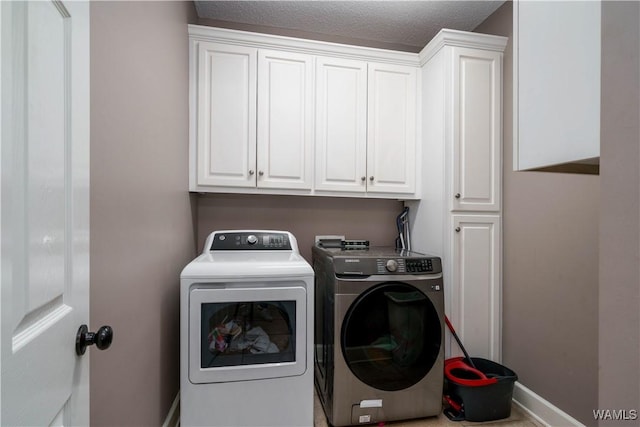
[247,235,258,245]
[386,259,398,272]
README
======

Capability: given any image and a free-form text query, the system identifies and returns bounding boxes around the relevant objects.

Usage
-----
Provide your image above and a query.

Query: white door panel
[452,47,501,212]
[367,63,416,194]
[1,1,90,425]
[257,50,313,190]
[315,57,367,192]
[197,43,257,187]
[451,215,501,361]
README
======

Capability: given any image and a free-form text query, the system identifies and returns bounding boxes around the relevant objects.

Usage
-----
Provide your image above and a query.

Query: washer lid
[180,251,313,279]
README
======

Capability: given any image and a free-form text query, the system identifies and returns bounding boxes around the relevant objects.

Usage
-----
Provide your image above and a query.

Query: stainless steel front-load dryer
[312,246,444,426]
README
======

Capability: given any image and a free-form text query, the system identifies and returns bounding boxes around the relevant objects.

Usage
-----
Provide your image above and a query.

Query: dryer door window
[341,282,441,391]
[189,285,307,383]
[200,300,296,368]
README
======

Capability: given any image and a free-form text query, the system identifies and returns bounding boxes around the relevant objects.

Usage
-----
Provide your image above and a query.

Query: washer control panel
[210,231,291,250]
[317,247,442,276]
[334,257,438,275]
[406,258,434,273]
[375,258,434,274]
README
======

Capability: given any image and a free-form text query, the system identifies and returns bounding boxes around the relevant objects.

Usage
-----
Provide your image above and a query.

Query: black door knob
[76,324,113,356]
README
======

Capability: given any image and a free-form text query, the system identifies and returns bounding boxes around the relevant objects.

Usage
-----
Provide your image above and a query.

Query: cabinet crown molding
[189,24,420,67]
[419,28,508,65]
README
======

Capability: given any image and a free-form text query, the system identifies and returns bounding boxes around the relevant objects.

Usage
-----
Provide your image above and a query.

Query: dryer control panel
[210,231,292,250]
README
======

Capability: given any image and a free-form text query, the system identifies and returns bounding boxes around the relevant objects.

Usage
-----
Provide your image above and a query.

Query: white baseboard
[162,392,180,427]
[513,382,585,427]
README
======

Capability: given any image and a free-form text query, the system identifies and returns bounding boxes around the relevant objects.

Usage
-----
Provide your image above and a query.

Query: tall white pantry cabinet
[407,30,508,361]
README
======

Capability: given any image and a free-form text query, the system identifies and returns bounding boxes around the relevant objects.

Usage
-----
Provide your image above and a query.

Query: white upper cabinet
[314,58,417,195]
[514,0,600,172]
[314,57,368,193]
[196,42,257,188]
[194,43,313,190]
[189,26,420,198]
[367,63,418,194]
[257,50,314,190]
[452,47,502,212]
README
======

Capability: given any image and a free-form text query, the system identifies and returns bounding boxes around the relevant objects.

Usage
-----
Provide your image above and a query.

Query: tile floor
[313,391,544,427]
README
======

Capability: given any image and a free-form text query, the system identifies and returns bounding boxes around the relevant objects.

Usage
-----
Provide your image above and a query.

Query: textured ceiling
[194,1,506,52]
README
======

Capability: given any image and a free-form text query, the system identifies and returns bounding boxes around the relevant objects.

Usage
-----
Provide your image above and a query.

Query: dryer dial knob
[386,259,398,272]
[247,235,258,245]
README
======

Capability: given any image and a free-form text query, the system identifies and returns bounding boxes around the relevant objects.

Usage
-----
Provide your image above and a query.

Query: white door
[314,57,367,193]
[1,1,91,425]
[257,50,314,190]
[450,215,501,361]
[452,47,502,212]
[367,62,417,194]
[196,42,257,188]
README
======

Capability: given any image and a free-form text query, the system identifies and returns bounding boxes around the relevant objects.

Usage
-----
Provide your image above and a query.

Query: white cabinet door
[452,47,502,212]
[514,0,600,170]
[450,215,501,361]
[367,63,417,194]
[197,43,257,188]
[257,50,314,190]
[1,1,90,424]
[315,57,367,193]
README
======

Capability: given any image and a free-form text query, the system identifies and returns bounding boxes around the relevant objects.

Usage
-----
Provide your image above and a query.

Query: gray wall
[86,1,640,425]
[197,194,402,263]
[475,3,600,425]
[90,2,196,425]
[599,1,640,424]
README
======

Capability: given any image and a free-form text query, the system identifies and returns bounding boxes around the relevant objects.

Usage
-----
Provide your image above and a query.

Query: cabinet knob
[361,176,366,182]
[258,171,264,176]
[455,193,461,199]
[369,176,374,182]
[249,170,255,176]
[455,227,461,233]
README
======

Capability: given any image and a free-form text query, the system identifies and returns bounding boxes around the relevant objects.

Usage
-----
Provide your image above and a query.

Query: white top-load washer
[180,230,314,427]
